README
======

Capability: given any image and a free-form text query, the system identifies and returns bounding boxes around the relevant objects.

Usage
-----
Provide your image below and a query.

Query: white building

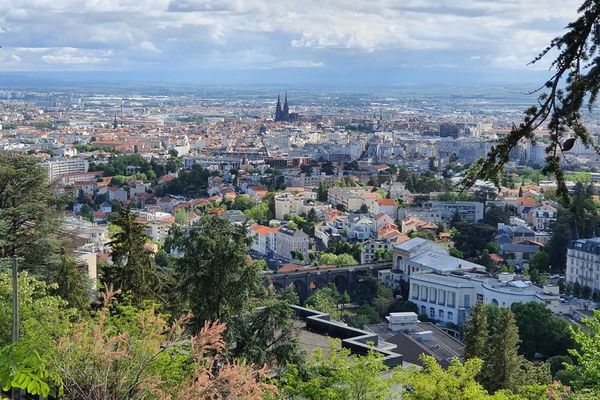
[41,158,89,181]
[409,272,560,326]
[275,226,309,261]
[566,238,600,292]
[423,201,484,223]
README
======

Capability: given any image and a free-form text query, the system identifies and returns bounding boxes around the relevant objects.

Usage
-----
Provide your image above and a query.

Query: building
[566,238,600,292]
[327,187,375,212]
[41,158,89,181]
[275,226,309,261]
[249,224,277,255]
[274,93,298,122]
[409,271,560,326]
[423,201,484,223]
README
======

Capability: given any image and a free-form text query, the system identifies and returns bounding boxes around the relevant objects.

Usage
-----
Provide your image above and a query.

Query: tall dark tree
[170,216,260,329]
[103,206,160,302]
[0,153,61,269]
[462,302,488,360]
[50,248,90,310]
[479,307,521,393]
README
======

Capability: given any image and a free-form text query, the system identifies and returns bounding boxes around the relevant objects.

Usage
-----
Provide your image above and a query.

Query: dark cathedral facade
[274,93,298,122]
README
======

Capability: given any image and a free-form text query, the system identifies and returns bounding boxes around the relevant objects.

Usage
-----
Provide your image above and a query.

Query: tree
[320,161,335,176]
[170,216,260,329]
[317,181,329,202]
[174,208,188,225]
[567,309,600,393]
[479,307,522,393]
[463,303,488,360]
[511,302,574,359]
[103,206,161,303]
[49,248,91,310]
[51,290,277,400]
[0,153,62,270]
[351,270,380,305]
[225,287,303,368]
[348,304,380,328]
[451,222,496,259]
[280,345,391,400]
[0,270,75,398]
[530,251,551,273]
[483,204,512,227]
[463,0,600,202]
[306,284,342,321]
[395,355,516,400]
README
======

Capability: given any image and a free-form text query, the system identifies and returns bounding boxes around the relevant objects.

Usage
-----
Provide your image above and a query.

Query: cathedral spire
[275,93,282,121]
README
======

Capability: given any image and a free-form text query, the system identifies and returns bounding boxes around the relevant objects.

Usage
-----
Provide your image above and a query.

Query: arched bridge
[267,262,393,301]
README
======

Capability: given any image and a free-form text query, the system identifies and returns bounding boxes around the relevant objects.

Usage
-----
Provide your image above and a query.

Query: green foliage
[279,345,391,400]
[317,252,357,266]
[463,303,489,360]
[396,355,519,400]
[483,204,514,227]
[306,284,342,321]
[327,240,362,263]
[159,165,212,197]
[348,304,380,328]
[244,201,270,224]
[0,153,61,269]
[103,206,162,303]
[566,309,600,392]
[0,271,75,397]
[511,302,574,359]
[169,216,259,329]
[451,221,496,260]
[226,287,304,367]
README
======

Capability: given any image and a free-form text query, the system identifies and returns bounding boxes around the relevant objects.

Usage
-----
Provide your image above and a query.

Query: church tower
[283,92,289,120]
[275,93,282,121]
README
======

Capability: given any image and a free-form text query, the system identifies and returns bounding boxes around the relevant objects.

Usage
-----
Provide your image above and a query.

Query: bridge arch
[292,279,308,301]
[333,274,349,293]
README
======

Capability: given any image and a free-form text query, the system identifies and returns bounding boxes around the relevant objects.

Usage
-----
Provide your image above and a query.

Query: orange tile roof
[250,224,276,235]
[377,199,396,206]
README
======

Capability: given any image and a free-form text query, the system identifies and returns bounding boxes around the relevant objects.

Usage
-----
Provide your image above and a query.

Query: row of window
[411,284,456,308]
[420,305,454,321]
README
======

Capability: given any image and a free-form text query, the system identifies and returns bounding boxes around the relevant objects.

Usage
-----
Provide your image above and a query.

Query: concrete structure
[409,271,561,326]
[327,187,373,211]
[386,312,420,332]
[275,226,309,261]
[423,200,484,223]
[270,262,392,300]
[567,238,600,292]
[41,158,89,181]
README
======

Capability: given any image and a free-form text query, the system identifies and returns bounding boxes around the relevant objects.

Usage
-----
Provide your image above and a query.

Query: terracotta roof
[250,224,276,236]
[377,199,396,206]
[278,263,303,273]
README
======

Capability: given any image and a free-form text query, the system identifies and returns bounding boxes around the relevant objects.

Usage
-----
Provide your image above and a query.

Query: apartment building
[566,238,600,292]
[41,158,89,181]
[422,201,484,223]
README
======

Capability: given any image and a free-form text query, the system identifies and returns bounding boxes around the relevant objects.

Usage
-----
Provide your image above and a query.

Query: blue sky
[0,0,584,84]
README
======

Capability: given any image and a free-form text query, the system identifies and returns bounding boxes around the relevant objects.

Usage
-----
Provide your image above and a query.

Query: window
[438,309,444,318]
[421,287,428,301]
[429,288,437,303]
[430,307,435,318]
[421,305,426,315]
[438,289,446,305]
[447,292,456,308]
[447,311,454,321]
[411,284,419,300]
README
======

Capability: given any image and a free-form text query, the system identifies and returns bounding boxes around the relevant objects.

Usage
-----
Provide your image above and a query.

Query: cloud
[0,0,584,78]
[139,40,161,53]
[37,48,110,65]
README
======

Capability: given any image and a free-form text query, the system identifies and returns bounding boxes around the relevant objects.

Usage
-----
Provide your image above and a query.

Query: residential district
[2,86,600,398]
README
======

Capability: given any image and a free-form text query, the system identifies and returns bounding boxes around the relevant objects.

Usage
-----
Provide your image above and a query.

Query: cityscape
[2,1,600,399]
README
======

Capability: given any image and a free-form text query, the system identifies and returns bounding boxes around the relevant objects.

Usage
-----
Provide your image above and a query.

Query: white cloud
[0,0,584,75]
[40,48,109,64]
[139,40,161,53]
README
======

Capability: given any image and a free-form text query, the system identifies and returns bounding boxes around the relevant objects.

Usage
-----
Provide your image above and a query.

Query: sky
[0,0,585,85]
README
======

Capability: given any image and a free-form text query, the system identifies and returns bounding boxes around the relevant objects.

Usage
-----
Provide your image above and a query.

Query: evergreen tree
[463,303,488,360]
[103,206,160,303]
[169,216,260,329]
[480,307,521,393]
